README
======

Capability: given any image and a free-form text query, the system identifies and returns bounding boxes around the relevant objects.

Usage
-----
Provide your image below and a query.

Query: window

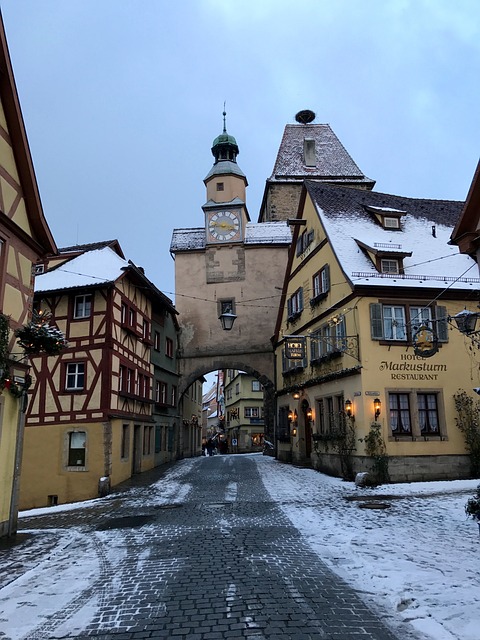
[312,265,330,302]
[143,426,153,455]
[216,182,224,191]
[171,385,177,407]
[154,331,161,351]
[409,306,432,330]
[66,363,85,390]
[68,431,86,466]
[384,216,400,229]
[287,288,304,321]
[121,302,137,332]
[165,337,174,358]
[245,407,262,419]
[296,229,315,256]
[121,424,130,459]
[388,390,443,439]
[380,259,399,274]
[235,383,240,395]
[418,393,439,435]
[317,395,344,434]
[156,381,167,404]
[74,294,92,319]
[383,305,407,340]
[252,380,262,392]
[310,317,346,361]
[142,319,150,341]
[389,393,411,434]
[370,303,448,343]
[127,368,134,393]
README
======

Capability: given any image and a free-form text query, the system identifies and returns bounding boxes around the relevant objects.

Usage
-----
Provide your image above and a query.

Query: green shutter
[370,303,384,340]
[436,305,449,342]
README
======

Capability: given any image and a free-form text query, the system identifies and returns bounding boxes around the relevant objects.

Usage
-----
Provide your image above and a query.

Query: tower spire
[223,102,227,133]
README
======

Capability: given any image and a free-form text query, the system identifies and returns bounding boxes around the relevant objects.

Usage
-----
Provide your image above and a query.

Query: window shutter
[298,288,304,311]
[307,230,314,245]
[370,303,384,340]
[435,305,449,342]
[287,298,292,318]
[296,237,303,257]
[324,264,330,292]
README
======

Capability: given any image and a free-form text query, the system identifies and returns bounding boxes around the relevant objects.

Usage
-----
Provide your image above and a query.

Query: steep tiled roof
[269,124,374,187]
[305,181,477,290]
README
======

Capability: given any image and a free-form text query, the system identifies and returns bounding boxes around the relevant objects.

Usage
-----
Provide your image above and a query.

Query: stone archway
[179,353,276,450]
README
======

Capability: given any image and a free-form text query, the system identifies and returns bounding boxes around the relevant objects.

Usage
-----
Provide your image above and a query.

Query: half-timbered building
[0,16,57,537]
[19,241,179,508]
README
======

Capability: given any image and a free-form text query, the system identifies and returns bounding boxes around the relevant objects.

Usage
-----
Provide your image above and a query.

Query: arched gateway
[170,113,291,444]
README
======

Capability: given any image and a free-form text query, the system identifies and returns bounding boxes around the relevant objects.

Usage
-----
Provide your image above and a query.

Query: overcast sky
[1,0,479,296]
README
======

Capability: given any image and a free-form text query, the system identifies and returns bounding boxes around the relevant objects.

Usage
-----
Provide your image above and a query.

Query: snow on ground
[2,456,479,640]
[254,457,480,640]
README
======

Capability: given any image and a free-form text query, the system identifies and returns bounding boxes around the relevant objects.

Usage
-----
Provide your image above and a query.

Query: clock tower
[203,111,249,244]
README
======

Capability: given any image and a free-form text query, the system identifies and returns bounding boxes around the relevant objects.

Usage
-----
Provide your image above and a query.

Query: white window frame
[380,259,399,274]
[65,362,85,390]
[383,305,407,341]
[74,294,92,319]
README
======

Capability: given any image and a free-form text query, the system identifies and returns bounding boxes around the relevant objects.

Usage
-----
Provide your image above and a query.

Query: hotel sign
[285,336,306,359]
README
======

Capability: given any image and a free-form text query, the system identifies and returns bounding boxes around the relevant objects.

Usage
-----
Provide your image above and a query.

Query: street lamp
[452,309,480,335]
[219,311,237,331]
[374,398,381,420]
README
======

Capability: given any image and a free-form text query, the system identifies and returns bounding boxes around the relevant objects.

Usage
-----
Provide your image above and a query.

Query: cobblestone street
[2,455,415,640]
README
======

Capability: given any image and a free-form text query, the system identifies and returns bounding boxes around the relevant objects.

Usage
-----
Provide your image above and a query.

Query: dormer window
[365,205,406,230]
[355,239,412,275]
[380,259,399,274]
[384,217,400,229]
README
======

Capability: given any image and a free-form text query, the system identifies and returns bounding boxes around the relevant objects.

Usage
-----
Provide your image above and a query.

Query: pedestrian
[206,439,214,456]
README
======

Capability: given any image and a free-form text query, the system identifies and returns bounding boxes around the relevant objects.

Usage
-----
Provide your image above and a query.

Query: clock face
[207,210,241,242]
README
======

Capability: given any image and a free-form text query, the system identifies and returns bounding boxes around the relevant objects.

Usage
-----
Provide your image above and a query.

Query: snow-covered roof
[170,228,206,252]
[306,181,478,291]
[35,246,129,292]
[170,222,291,252]
[244,221,291,245]
[269,124,375,187]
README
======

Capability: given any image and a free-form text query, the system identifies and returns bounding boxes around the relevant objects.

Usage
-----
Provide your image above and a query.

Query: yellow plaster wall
[0,394,19,523]
[19,421,107,509]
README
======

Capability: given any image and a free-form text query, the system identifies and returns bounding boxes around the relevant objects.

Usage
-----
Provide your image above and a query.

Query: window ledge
[287,311,302,323]
[310,292,328,307]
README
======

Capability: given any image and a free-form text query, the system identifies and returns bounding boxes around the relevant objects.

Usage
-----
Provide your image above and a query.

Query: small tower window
[304,138,316,167]
[216,182,224,191]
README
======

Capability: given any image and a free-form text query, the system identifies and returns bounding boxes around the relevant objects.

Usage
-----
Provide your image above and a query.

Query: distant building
[224,370,264,453]
[0,16,57,537]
